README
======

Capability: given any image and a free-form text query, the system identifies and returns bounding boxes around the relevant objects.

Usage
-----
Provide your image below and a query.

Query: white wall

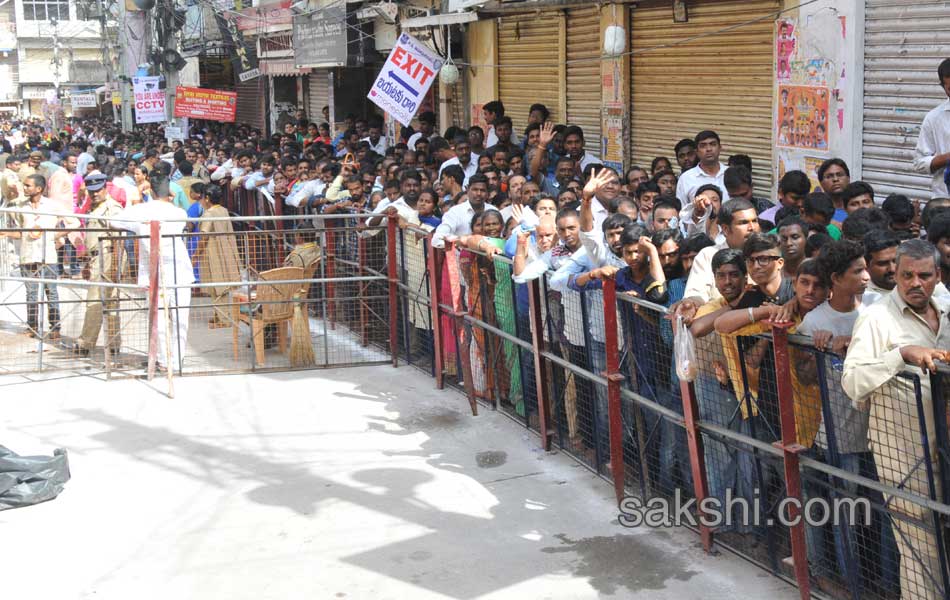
[772,0,863,191]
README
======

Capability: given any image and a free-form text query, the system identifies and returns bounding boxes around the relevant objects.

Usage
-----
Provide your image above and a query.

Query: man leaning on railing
[843,238,950,600]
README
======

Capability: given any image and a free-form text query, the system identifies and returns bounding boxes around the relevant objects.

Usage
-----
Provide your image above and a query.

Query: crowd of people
[2,78,950,598]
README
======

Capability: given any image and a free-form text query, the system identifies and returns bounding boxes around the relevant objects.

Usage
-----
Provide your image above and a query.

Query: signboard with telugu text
[132,76,165,124]
[367,33,443,127]
[173,86,237,122]
[70,93,98,108]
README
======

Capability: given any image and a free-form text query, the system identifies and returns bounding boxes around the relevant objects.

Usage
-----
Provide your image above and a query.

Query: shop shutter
[863,0,950,200]
[498,14,561,135]
[307,69,331,125]
[566,6,601,155]
[235,77,265,131]
[630,0,777,194]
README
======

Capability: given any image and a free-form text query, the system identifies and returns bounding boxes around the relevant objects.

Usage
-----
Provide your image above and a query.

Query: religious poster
[776,85,830,151]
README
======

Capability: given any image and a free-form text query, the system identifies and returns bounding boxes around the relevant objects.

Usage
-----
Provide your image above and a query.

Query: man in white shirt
[676,130,731,209]
[912,58,950,199]
[437,136,478,187]
[676,198,760,312]
[113,172,194,370]
[562,125,600,174]
[433,173,492,248]
[482,101,504,147]
[1,174,70,338]
[360,122,388,156]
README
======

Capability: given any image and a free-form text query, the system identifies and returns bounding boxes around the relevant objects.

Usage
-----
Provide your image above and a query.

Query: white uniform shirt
[113,200,195,287]
[913,98,950,199]
[676,163,730,208]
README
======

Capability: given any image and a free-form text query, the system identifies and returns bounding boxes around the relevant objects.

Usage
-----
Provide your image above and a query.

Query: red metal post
[325,228,336,330]
[426,235,445,389]
[358,228,368,347]
[444,240,477,415]
[387,215,399,368]
[527,278,554,450]
[601,276,626,505]
[273,188,283,231]
[146,221,160,380]
[679,377,714,553]
[771,324,811,600]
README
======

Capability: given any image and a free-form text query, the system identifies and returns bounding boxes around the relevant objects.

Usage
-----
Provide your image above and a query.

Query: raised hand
[538,121,555,148]
[582,168,615,202]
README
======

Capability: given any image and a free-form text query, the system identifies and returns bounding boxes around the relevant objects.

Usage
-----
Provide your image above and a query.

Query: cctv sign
[367,33,443,127]
[132,76,166,124]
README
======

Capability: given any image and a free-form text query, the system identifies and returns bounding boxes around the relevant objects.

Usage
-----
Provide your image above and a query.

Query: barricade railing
[7,193,950,599]
[417,241,950,600]
[0,210,399,379]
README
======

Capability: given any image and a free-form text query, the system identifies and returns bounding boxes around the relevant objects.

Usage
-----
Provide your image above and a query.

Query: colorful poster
[602,105,624,171]
[776,20,796,82]
[803,156,825,192]
[132,76,165,124]
[367,33,444,127]
[173,86,237,122]
[777,85,829,151]
[470,103,489,137]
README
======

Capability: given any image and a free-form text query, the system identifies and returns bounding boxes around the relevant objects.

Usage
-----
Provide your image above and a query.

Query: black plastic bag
[0,446,70,511]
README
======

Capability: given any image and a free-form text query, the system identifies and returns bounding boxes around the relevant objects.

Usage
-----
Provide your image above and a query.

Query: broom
[289,291,315,367]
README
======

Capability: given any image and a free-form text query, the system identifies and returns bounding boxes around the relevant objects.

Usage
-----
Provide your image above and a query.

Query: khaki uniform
[79,195,126,352]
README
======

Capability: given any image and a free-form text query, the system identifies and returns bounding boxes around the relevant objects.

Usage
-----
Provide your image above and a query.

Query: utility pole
[117,0,133,131]
[50,18,62,131]
[95,0,119,124]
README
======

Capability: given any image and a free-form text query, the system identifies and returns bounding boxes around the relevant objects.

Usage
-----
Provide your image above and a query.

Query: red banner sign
[173,86,237,122]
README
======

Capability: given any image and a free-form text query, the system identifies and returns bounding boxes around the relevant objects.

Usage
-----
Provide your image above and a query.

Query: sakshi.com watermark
[618,489,871,529]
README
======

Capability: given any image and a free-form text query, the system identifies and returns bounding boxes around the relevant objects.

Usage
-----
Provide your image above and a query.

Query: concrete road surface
[0,366,799,599]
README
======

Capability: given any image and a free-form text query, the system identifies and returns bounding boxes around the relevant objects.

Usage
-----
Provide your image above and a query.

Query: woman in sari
[194,184,241,327]
[454,210,521,413]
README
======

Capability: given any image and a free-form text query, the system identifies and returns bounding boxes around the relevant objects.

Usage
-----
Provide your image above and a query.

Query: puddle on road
[475,450,508,468]
[541,532,697,594]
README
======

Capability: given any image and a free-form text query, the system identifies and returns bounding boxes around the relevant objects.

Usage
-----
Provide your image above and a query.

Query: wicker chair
[231,266,303,366]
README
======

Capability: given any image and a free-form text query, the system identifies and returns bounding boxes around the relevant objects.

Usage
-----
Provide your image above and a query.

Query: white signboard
[70,93,97,108]
[132,76,166,124]
[367,33,443,127]
[164,126,183,141]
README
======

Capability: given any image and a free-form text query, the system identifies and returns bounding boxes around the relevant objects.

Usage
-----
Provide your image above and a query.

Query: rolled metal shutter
[630,0,777,194]
[566,6,601,155]
[863,0,950,200]
[307,69,331,125]
[235,77,265,131]
[498,14,561,135]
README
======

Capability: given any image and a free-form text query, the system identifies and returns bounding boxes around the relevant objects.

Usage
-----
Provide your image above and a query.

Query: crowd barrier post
[387,215,399,368]
[679,373,714,552]
[602,275,626,505]
[527,277,553,450]
[325,228,336,330]
[357,227,369,347]
[425,234,444,390]
[770,324,811,600]
[146,220,160,380]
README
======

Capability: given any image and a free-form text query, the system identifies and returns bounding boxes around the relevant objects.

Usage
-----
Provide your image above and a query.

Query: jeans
[657,385,694,494]
[696,374,739,516]
[804,450,900,594]
[588,339,610,465]
[21,263,61,333]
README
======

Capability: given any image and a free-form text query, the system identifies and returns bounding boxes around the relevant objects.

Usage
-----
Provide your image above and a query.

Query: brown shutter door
[630,0,778,193]
[498,14,561,135]
[566,6,602,155]
[235,77,265,131]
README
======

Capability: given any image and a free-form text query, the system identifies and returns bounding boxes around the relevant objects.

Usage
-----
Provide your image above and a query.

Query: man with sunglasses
[737,232,795,307]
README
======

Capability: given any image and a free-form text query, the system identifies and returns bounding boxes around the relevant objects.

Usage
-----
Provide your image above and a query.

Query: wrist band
[748,307,755,324]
